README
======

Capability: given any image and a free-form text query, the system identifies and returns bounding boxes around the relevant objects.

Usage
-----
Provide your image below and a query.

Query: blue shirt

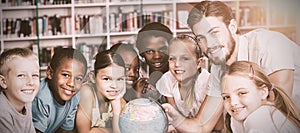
[32,79,80,132]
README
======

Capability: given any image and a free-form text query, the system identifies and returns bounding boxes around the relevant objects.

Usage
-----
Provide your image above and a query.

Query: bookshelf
[1,0,298,71]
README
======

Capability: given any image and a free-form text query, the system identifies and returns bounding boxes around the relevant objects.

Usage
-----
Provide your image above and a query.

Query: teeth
[63,89,73,95]
[154,63,161,67]
[22,90,34,94]
[107,90,118,96]
[175,70,185,74]
[126,80,133,84]
[232,108,243,112]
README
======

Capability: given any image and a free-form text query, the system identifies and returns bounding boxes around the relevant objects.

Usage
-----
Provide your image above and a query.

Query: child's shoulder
[80,83,95,98]
[35,79,52,99]
[245,105,277,125]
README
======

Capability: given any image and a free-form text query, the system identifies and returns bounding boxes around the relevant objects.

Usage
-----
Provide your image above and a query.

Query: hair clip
[248,64,254,80]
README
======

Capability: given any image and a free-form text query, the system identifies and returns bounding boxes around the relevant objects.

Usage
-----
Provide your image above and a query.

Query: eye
[32,73,39,78]
[103,77,110,81]
[62,73,70,78]
[75,77,83,82]
[125,66,130,72]
[135,67,140,72]
[145,50,154,54]
[17,74,26,78]
[210,31,219,37]
[238,91,248,96]
[182,57,190,61]
[117,77,125,81]
[222,95,230,100]
[169,56,176,61]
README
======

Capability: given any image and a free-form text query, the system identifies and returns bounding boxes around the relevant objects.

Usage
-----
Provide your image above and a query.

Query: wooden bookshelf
[0,0,298,73]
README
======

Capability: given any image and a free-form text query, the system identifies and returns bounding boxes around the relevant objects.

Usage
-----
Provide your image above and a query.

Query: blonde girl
[157,34,210,130]
[221,61,300,132]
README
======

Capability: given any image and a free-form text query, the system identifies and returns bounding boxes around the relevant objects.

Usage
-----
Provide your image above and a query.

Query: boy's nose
[26,76,34,85]
[153,51,161,58]
[66,78,74,87]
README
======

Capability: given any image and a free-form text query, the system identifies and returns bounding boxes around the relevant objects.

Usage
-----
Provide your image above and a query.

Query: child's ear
[0,75,7,89]
[196,57,204,69]
[260,85,269,100]
[46,66,53,79]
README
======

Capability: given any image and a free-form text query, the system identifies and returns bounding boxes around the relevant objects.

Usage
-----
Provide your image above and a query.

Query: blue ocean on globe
[119,98,168,133]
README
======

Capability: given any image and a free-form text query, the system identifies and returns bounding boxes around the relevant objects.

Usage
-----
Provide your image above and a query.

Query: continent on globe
[119,98,168,133]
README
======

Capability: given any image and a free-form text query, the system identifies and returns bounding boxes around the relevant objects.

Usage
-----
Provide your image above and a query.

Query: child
[110,42,161,102]
[0,48,40,133]
[221,61,300,132]
[157,34,210,131]
[136,22,173,87]
[110,42,140,100]
[32,48,88,133]
[76,50,126,133]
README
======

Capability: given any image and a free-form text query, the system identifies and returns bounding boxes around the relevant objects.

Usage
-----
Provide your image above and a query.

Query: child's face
[142,36,169,72]
[3,56,40,105]
[95,64,125,100]
[119,51,139,88]
[169,41,199,82]
[221,75,267,121]
[49,58,86,102]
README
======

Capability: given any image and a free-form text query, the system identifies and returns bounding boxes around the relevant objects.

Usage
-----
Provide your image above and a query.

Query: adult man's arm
[175,96,223,133]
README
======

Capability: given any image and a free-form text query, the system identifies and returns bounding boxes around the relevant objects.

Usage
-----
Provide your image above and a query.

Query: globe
[119,98,168,133]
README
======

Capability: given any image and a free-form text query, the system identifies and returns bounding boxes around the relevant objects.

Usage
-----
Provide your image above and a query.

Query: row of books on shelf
[2,10,173,38]
[1,0,71,6]
[0,0,152,6]
[2,14,71,38]
[32,44,99,68]
[109,10,172,32]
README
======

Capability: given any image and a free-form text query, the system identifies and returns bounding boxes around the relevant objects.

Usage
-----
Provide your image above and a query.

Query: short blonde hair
[0,48,37,77]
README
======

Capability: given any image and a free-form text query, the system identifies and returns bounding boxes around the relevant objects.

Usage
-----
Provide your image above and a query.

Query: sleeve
[155,72,175,97]
[31,97,50,132]
[244,106,274,133]
[60,97,79,131]
[206,65,223,97]
[261,31,295,75]
[0,115,14,133]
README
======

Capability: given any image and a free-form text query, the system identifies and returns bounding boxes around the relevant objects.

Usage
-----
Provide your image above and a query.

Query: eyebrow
[207,27,219,34]
[194,26,219,37]
[221,88,245,95]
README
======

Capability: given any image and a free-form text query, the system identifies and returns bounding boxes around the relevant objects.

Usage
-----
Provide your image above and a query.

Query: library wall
[1,0,299,76]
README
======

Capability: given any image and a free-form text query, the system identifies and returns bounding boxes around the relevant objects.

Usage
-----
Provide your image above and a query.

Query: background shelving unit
[1,0,299,77]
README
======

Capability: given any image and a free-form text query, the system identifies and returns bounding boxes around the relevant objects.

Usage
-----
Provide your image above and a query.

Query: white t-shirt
[207,29,300,108]
[231,105,300,133]
[156,69,210,117]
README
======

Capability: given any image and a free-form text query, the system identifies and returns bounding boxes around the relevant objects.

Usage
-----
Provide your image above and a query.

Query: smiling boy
[0,48,40,133]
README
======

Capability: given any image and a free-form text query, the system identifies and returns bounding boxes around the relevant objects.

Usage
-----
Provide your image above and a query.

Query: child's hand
[168,125,178,133]
[134,78,152,94]
[111,98,121,115]
[162,103,185,128]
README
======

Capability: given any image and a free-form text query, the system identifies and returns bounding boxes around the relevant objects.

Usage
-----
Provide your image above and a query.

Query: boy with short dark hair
[32,48,88,133]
